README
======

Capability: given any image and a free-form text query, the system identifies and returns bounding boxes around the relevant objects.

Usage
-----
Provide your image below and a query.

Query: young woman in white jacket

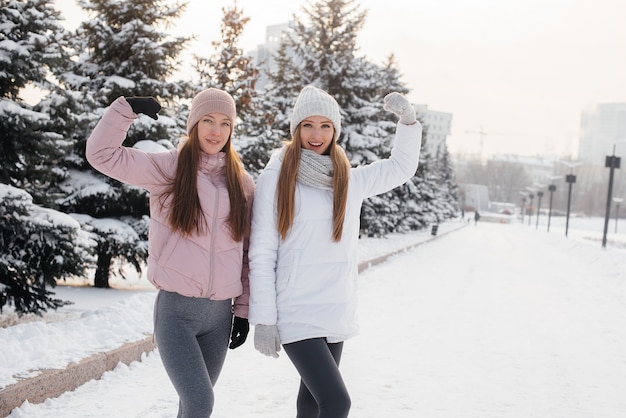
[248,85,422,417]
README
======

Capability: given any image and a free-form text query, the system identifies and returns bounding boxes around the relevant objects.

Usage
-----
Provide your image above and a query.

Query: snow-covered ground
[3,215,626,417]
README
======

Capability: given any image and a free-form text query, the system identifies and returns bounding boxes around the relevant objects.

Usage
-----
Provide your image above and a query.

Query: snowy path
[8,221,626,417]
[368,223,626,417]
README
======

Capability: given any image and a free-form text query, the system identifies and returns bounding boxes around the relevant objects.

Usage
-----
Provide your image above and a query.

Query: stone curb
[0,223,464,416]
[358,223,463,273]
[0,336,156,417]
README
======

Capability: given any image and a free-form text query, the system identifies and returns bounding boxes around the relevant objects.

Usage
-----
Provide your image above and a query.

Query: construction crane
[465,126,489,160]
[465,126,548,161]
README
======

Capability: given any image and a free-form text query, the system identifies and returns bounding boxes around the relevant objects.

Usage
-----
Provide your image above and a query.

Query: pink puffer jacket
[86,97,254,317]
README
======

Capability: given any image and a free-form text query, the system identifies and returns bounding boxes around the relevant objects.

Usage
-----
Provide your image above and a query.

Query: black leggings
[283,338,351,418]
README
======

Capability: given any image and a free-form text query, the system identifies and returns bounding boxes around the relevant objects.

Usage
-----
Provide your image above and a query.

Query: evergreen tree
[71,214,149,288]
[435,144,461,219]
[378,54,410,96]
[193,1,282,177]
[402,144,441,228]
[287,0,366,94]
[0,0,88,313]
[0,185,94,315]
[194,1,258,120]
[0,0,71,204]
[0,0,68,99]
[49,0,191,287]
[264,41,304,137]
[62,0,191,146]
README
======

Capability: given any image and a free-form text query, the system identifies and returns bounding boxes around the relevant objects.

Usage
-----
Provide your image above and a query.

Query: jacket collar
[199,151,226,175]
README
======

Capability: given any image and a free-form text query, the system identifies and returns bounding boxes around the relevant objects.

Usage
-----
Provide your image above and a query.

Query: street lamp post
[547,185,556,232]
[535,191,544,229]
[602,150,621,248]
[565,174,576,237]
[527,193,534,226]
[521,197,526,223]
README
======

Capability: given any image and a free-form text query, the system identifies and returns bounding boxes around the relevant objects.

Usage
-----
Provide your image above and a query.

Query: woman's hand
[125,96,161,120]
[254,324,281,358]
[383,92,416,125]
[229,316,250,349]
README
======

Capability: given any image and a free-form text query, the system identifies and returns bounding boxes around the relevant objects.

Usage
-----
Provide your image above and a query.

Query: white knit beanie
[290,85,341,141]
[186,88,236,135]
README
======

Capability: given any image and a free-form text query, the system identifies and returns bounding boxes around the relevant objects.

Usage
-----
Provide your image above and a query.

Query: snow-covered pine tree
[434,144,460,220]
[0,0,71,205]
[0,0,92,313]
[62,0,192,146]
[0,184,95,315]
[401,143,442,229]
[192,1,282,177]
[398,130,460,229]
[194,2,257,119]
[50,0,191,287]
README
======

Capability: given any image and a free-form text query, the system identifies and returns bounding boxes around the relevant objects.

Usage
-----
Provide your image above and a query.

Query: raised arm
[85,96,171,189]
[352,92,422,198]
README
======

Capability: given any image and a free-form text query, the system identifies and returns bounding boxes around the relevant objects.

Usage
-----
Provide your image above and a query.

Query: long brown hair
[162,126,249,241]
[277,126,350,242]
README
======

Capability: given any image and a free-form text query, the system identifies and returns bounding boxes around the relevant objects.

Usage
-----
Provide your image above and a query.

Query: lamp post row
[520,145,622,248]
[521,176,575,237]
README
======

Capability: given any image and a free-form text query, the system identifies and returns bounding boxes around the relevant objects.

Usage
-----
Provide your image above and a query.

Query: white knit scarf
[297,149,334,190]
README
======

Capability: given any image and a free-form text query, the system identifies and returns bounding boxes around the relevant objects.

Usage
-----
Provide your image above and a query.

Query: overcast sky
[55,0,626,160]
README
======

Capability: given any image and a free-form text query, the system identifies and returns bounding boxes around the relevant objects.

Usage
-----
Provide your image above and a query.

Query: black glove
[229,316,249,349]
[125,96,161,120]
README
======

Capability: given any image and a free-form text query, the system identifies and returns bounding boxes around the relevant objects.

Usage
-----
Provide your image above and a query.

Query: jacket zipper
[205,171,220,298]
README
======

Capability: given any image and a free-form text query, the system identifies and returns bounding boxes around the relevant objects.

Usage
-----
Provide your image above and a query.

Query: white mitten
[254,324,281,358]
[383,92,416,125]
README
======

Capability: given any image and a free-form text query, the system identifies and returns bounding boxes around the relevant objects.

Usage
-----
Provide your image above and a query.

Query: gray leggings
[283,338,351,418]
[154,290,232,418]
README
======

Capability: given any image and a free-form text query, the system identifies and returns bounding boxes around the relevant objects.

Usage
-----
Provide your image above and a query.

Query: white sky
[54,0,626,159]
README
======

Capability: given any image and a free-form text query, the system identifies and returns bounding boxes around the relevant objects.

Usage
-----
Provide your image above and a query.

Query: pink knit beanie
[186,88,236,135]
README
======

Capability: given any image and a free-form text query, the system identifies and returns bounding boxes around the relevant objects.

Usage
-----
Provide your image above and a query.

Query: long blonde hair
[276,126,350,242]
[162,126,249,241]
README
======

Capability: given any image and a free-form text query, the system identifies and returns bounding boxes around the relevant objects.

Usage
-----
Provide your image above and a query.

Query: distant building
[460,183,489,211]
[579,103,626,165]
[250,23,291,91]
[415,105,453,156]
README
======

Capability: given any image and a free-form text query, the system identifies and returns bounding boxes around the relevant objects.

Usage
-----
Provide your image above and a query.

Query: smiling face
[196,112,232,155]
[298,115,335,155]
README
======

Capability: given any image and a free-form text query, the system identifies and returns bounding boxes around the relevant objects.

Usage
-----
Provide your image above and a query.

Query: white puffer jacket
[249,122,422,344]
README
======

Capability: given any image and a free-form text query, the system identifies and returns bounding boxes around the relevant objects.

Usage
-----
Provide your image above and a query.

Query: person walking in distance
[248,85,422,417]
[86,89,254,417]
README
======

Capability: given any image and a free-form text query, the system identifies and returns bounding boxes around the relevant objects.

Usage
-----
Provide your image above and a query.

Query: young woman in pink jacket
[86,88,254,417]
